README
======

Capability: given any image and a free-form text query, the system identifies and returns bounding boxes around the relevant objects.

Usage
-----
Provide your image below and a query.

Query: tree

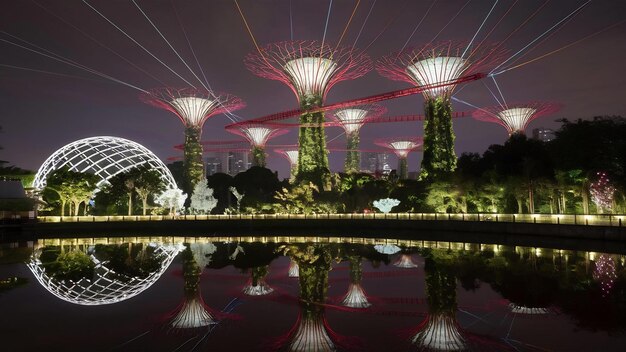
[43,167,98,216]
[156,188,186,215]
[134,167,166,215]
[190,181,218,214]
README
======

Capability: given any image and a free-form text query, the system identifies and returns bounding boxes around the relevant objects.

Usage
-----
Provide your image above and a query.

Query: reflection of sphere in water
[27,243,184,305]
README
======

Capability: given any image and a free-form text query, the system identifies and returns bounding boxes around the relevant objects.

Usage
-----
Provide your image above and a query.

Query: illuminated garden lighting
[377,41,508,179]
[472,102,561,135]
[590,172,616,213]
[227,124,288,167]
[330,104,386,173]
[374,137,423,179]
[288,259,300,278]
[593,254,617,298]
[245,40,371,188]
[141,87,245,194]
[33,136,177,190]
[27,243,183,306]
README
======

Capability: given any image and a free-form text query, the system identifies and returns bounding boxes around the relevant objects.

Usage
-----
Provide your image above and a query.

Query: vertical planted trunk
[251,146,266,167]
[296,95,330,190]
[345,132,360,173]
[420,97,456,180]
[398,157,408,179]
[184,126,204,196]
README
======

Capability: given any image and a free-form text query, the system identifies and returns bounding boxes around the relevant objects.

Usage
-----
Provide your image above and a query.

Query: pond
[1,236,625,351]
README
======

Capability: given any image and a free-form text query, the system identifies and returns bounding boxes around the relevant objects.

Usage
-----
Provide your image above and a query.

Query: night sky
[1,0,625,179]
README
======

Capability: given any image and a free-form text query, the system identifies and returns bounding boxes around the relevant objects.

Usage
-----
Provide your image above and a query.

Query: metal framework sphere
[33,136,177,190]
[27,243,184,306]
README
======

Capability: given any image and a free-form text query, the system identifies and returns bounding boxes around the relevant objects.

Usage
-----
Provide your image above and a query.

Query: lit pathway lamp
[226,123,288,167]
[374,137,423,179]
[377,41,507,179]
[245,40,371,189]
[329,104,387,173]
[472,102,561,136]
[141,88,245,194]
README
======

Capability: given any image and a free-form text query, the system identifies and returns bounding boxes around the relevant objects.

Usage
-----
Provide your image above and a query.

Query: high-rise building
[205,151,251,176]
[361,152,391,176]
[532,128,556,142]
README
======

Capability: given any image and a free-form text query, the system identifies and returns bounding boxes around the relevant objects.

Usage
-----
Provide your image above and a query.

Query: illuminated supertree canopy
[226,124,288,167]
[33,136,177,190]
[394,254,419,269]
[27,242,183,306]
[330,104,386,173]
[377,41,507,180]
[472,102,561,136]
[590,172,616,213]
[245,40,371,188]
[141,87,245,194]
[341,256,371,309]
[275,147,299,181]
[243,265,274,296]
[374,137,423,179]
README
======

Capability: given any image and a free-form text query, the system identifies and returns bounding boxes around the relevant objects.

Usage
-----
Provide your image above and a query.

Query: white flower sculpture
[373,198,400,213]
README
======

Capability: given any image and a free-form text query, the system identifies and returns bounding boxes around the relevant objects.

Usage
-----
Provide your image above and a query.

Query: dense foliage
[420,97,457,180]
[297,95,331,190]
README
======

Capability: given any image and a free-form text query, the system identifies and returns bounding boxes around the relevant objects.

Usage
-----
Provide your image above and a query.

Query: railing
[36,212,626,227]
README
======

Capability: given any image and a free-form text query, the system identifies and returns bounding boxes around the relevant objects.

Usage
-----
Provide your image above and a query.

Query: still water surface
[1,236,625,352]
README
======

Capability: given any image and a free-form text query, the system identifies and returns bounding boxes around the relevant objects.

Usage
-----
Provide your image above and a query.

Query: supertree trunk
[420,97,457,180]
[297,95,331,190]
[398,157,408,180]
[184,126,205,195]
[252,146,266,167]
[345,132,360,173]
[341,256,371,308]
[243,265,274,296]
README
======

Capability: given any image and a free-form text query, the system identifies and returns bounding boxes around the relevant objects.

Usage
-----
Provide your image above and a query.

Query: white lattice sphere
[33,136,177,190]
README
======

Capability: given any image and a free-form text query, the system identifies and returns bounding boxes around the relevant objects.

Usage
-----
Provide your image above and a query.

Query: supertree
[374,137,423,179]
[245,40,371,189]
[141,88,245,194]
[590,172,616,213]
[472,102,561,136]
[168,243,218,329]
[242,265,274,296]
[341,255,371,309]
[275,147,299,181]
[377,41,507,179]
[329,104,387,173]
[226,123,288,167]
[394,254,419,269]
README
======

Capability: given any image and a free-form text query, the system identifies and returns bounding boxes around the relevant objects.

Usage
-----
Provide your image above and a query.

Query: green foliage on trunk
[348,255,362,284]
[345,132,360,173]
[251,146,266,167]
[184,126,204,196]
[424,250,457,315]
[398,157,408,180]
[420,97,457,180]
[296,95,331,190]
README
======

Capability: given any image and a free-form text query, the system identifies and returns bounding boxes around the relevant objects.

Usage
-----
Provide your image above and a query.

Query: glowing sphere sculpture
[141,87,245,194]
[330,104,386,173]
[245,40,371,188]
[374,137,423,179]
[33,136,177,190]
[27,243,184,306]
[377,41,507,179]
[226,124,288,167]
[472,102,561,135]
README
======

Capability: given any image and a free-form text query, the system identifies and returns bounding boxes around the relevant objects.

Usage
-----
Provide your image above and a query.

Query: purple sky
[1,0,625,179]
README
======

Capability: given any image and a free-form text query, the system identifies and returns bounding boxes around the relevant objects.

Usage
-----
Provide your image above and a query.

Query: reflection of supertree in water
[411,252,466,351]
[341,256,371,309]
[593,254,617,298]
[168,245,216,329]
[277,244,343,351]
[243,265,274,296]
[288,259,300,278]
[395,254,419,268]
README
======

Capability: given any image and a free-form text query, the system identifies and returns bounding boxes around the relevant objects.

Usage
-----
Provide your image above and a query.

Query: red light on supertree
[140,87,245,194]
[472,102,561,136]
[226,123,289,167]
[374,137,423,179]
[590,172,616,213]
[245,40,371,188]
